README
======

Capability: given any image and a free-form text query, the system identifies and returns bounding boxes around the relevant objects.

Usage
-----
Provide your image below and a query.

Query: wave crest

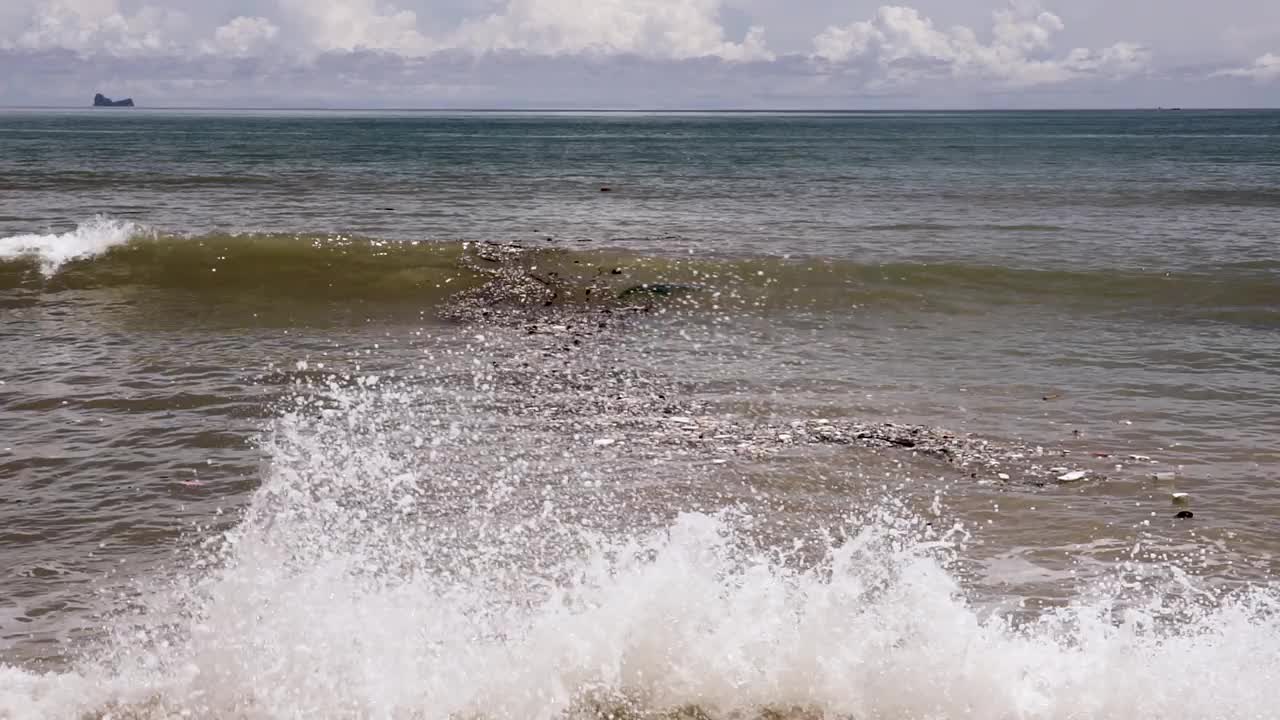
[0,216,142,276]
[1,220,1277,330]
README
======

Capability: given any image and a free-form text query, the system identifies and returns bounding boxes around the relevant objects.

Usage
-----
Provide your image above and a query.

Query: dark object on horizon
[93,93,135,108]
[599,187,612,192]
[1175,510,1194,519]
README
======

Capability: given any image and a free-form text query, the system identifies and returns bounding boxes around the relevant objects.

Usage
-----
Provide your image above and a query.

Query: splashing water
[0,216,142,276]
[2,375,1279,720]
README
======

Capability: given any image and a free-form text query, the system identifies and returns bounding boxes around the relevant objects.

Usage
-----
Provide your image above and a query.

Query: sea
[0,108,1278,718]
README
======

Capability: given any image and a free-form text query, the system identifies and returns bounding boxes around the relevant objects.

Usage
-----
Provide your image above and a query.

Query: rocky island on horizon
[93,93,134,107]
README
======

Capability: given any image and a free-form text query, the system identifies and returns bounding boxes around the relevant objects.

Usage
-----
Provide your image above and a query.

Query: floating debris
[1175,510,1195,520]
[427,249,1118,487]
[1172,493,1190,505]
[618,283,700,300]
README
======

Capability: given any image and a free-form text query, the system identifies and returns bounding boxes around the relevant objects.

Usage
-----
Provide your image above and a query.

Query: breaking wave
[0,216,141,277]
[0,220,1277,326]
[2,377,1279,719]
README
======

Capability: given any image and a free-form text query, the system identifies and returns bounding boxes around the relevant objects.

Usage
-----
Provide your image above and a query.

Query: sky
[0,0,1278,108]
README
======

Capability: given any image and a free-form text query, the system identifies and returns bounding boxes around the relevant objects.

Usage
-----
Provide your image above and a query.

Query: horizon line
[3,104,1279,113]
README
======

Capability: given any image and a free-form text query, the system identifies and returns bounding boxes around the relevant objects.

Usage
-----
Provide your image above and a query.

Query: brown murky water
[3,268,1276,656]
[1,110,1278,718]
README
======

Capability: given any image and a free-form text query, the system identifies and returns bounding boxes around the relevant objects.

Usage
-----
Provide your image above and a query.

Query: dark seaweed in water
[619,283,701,299]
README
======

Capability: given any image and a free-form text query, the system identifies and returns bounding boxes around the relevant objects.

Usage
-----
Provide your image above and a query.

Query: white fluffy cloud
[273,0,434,55]
[812,2,1147,86]
[0,0,769,60]
[2,0,1277,105]
[450,0,772,60]
[205,15,278,57]
[3,0,188,55]
[1214,52,1280,81]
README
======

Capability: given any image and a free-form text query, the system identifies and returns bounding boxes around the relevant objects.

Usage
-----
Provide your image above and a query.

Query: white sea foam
[0,217,141,276]
[1,381,1278,720]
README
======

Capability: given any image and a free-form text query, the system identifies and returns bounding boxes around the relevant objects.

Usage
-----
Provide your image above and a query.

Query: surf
[2,220,1277,329]
[0,216,142,277]
[3,376,1279,719]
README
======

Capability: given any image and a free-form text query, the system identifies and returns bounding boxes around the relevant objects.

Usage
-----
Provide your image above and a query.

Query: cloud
[6,42,1279,110]
[1213,52,1280,81]
[1,0,772,61]
[812,1,1147,87]
[4,0,189,55]
[273,0,434,55]
[6,0,1276,107]
[1060,42,1149,76]
[0,47,809,108]
[449,0,773,60]
[206,16,279,57]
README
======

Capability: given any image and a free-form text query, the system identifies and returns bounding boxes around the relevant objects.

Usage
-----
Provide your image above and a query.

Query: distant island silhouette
[93,93,134,108]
